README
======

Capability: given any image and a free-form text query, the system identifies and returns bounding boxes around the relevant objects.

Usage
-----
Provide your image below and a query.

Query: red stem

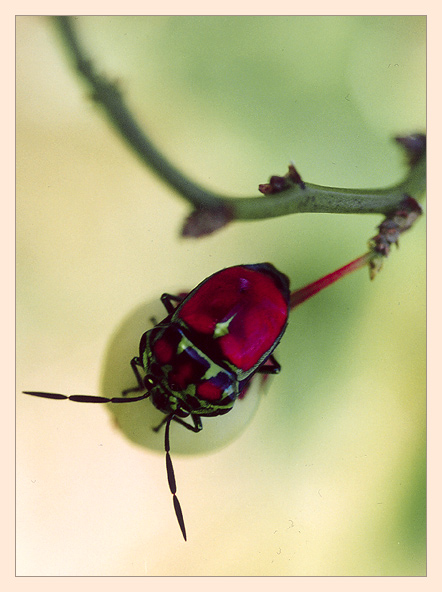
[289,253,372,310]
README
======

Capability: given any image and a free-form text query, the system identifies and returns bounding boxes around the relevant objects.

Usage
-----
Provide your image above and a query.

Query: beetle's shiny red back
[176,263,290,375]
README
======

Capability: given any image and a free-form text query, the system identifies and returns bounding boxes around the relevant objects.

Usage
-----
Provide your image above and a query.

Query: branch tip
[395,133,426,167]
[181,205,234,238]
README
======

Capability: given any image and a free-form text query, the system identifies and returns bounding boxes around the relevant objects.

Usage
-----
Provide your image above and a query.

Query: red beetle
[25,263,290,540]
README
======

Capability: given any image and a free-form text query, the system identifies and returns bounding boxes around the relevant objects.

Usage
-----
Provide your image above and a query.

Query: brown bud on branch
[258,162,305,195]
[368,195,422,278]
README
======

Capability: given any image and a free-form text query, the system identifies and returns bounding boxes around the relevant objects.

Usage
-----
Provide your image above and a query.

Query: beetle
[24,262,290,540]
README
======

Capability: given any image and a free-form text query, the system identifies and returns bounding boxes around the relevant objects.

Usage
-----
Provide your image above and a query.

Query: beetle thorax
[143,324,238,418]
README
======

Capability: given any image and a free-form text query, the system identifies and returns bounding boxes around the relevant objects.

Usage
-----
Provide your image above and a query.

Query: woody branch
[54,16,426,238]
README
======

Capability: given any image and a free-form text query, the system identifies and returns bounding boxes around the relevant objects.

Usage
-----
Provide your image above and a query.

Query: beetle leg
[122,357,145,395]
[152,414,170,432]
[257,354,281,375]
[161,293,183,314]
[153,413,202,433]
[172,414,203,433]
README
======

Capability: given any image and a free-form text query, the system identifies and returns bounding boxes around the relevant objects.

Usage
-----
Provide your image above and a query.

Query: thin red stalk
[289,253,372,310]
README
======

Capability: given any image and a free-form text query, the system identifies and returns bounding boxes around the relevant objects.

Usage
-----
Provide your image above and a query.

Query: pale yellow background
[16,16,426,576]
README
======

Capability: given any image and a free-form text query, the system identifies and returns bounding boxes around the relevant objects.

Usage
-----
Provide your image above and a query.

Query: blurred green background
[16,16,426,576]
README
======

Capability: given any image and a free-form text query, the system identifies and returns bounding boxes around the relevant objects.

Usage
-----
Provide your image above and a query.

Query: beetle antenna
[23,391,151,404]
[164,416,187,541]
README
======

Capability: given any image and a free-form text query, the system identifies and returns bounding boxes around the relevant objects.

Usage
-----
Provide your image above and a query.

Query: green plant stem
[54,16,426,222]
